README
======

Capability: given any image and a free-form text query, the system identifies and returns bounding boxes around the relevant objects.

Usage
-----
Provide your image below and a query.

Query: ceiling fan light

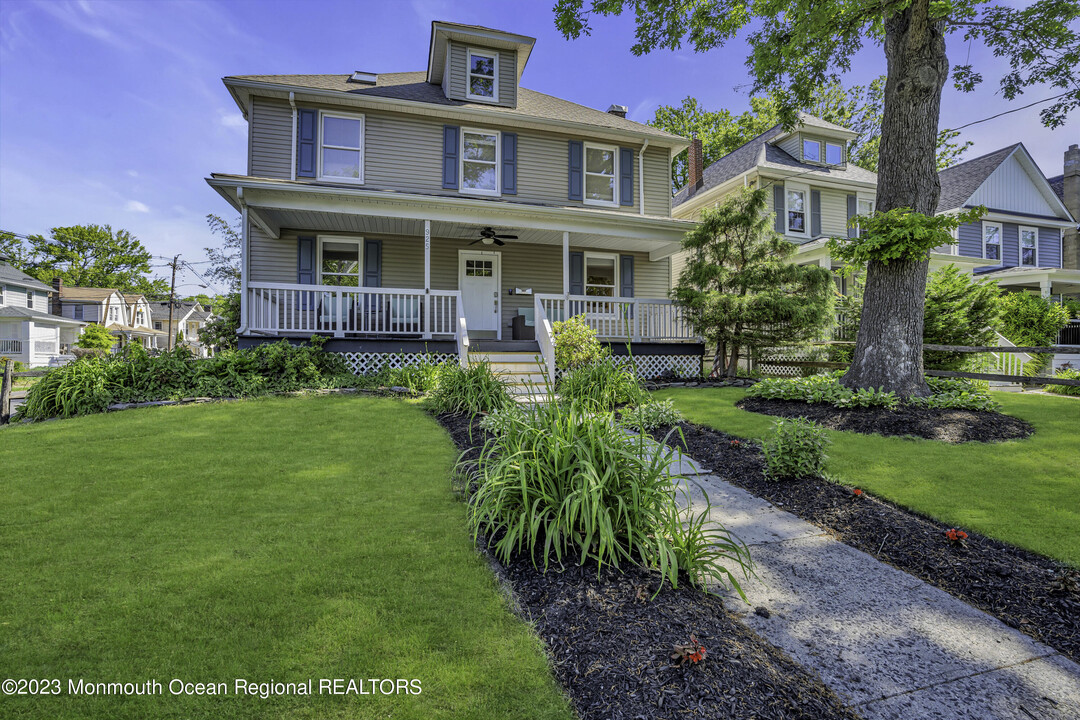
[482,237,494,245]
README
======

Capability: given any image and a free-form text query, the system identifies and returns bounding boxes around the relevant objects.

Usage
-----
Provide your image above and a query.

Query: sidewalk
[671,457,1080,719]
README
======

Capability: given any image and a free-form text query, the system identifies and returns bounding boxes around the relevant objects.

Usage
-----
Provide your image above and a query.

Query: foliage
[618,399,684,431]
[426,361,513,415]
[828,208,983,267]
[672,187,834,376]
[762,417,830,481]
[1061,297,1080,320]
[478,405,527,435]
[1046,366,1080,396]
[827,291,862,365]
[466,400,751,594]
[16,340,352,421]
[198,292,239,351]
[386,354,445,394]
[557,357,647,410]
[923,265,1001,370]
[909,377,1002,412]
[552,314,609,371]
[205,214,241,292]
[748,372,1000,412]
[74,323,117,350]
[996,292,1070,376]
[1,357,28,372]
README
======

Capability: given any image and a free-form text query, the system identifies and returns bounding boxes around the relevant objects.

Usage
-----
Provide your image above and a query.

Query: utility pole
[167,254,180,351]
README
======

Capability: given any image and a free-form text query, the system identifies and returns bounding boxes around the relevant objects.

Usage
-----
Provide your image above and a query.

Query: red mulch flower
[852,488,864,497]
[945,528,969,544]
[671,635,707,666]
[729,440,740,447]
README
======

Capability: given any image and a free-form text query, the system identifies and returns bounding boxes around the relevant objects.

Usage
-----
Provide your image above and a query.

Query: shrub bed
[747,372,1000,412]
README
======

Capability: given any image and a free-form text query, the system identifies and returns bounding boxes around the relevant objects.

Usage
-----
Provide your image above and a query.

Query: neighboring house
[206,19,701,381]
[149,300,213,356]
[0,255,85,368]
[55,283,167,349]
[1043,143,1079,273]
[670,113,985,291]
[935,143,1079,299]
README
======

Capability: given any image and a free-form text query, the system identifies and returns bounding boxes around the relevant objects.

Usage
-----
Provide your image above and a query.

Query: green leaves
[827,206,984,266]
[552,314,608,371]
[763,417,830,481]
[425,361,514,415]
[557,358,647,410]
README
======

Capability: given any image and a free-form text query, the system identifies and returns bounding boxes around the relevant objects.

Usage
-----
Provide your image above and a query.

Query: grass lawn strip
[0,395,573,720]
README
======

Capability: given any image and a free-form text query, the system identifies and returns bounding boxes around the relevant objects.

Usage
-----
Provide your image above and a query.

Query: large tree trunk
[841,0,948,398]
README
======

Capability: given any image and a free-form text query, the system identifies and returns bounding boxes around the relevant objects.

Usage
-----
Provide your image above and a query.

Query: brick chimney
[51,277,63,316]
[1063,144,1080,270]
[687,135,704,197]
[606,104,628,118]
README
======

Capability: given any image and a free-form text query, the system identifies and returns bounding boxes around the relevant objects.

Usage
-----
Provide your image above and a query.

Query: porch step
[469,351,551,397]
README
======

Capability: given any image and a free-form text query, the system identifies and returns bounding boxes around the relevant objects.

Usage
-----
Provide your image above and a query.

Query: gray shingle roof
[1047,173,1065,204]
[149,300,200,322]
[935,144,1020,213]
[0,305,84,324]
[227,72,683,142]
[0,262,53,293]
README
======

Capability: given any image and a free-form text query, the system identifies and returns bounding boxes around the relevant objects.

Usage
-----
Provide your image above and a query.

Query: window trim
[1019,225,1038,267]
[825,141,844,165]
[582,142,619,208]
[583,251,620,299]
[26,290,33,309]
[855,193,876,238]
[802,138,822,163]
[459,127,501,197]
[316,235,364,287]
[74,303,84,320]
[785,180,810,236]
[465,47,500,102]
[983,221,1003,263]
[316,110,365,185]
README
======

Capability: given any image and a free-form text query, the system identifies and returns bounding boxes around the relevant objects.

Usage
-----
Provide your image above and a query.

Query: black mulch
[736,396,1033,443]
[436,411,862,720]
[651,421,1080,664]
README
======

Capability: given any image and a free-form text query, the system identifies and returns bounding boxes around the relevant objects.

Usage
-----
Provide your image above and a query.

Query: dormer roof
[426,21,535,86]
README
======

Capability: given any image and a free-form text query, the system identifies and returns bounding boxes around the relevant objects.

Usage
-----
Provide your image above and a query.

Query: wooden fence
[0,360,49,424]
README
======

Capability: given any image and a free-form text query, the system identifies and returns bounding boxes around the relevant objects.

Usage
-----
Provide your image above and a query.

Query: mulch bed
[436,411,861,720]
[651,421,1080,664]
[736,396,1033,443]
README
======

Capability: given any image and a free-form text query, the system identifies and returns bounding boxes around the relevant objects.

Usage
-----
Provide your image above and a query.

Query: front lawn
[655,387,1080,566]
[0,395,573,720]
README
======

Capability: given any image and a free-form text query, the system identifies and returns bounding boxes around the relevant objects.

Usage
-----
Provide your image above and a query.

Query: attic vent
[348,71,378,84]
[607,104,628,118]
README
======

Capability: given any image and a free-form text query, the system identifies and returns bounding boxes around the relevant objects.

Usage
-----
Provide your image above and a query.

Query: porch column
[1040,277,1053,299]
[562,231,570,296]
[238,194,249,334]
[423,220,432,339]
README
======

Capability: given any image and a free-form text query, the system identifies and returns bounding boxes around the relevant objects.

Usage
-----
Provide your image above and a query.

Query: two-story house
[149,300,213,356]
[55,284,165,350]
[0,255,85,367]
[207,20,702,382]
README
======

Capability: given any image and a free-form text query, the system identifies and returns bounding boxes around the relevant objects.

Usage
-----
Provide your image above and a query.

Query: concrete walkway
[669,456,1080,719]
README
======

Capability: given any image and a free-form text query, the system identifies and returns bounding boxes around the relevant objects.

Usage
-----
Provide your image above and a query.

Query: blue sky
[1,0,1076,291]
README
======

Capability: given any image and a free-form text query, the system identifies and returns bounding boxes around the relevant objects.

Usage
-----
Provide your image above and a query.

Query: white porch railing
[0,339,22,355]
[456,301,470,368]
[534,294,697,342]
[534,296,557,385]
[247,282,462,338]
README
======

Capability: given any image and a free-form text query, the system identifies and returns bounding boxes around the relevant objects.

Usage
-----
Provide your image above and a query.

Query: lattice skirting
[614,354,703,380]
[756,347,822,378]
[333,351,457,375]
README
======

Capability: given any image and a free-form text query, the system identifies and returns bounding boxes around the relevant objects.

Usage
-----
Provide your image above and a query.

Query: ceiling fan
[469,226,518,246]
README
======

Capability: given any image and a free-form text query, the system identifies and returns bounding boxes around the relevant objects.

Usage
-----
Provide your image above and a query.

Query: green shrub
[467,401,750,594]
[1046,366,1080,396]
[74,323,117,350]
[997,292,1069,376]
[557,358,646,410]
[762,417,830,481]
[618,399,684,431]
[1,356,28,372]
[426,361,513,415]
[386,354,444,394]
[923,265,1000,371]
[552,314,608,371]
[747,372,998,412]
[478,405,527,435]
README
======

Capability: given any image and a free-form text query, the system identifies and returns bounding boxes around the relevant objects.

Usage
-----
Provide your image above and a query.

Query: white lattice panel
[334,351,456,376]
[757,347,815,377]
[615,354,702,380]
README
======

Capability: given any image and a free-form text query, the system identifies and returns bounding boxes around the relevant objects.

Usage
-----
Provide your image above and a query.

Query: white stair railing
[455,290,469,368]
[985,331,1031,386]
[534,295,556,386]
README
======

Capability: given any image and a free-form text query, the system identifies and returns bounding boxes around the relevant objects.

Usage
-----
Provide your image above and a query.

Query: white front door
[459,250,501,336]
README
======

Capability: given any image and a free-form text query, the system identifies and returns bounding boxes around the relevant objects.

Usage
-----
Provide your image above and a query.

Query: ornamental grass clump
[557,357,647,410]
[762,417,830,481]
[386,353,445,394]
[618,399,684,431]
[426,360,513,415]
[466,400,751,595]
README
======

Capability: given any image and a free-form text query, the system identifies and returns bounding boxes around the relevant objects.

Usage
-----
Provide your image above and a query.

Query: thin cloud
[125,200,150,213]
[219,111,246,130]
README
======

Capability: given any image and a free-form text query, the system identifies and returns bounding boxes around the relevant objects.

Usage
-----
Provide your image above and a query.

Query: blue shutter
[297,109,317,178]
[364,239,382,288]
[619,147,633,206]
[297,235,316,310]
[619,255,634,298]
[442,126,459,190]
[568,140,583,201]
[847,194,858,238]
[501,132,517,195]
[569,251,584,295]
[773,184,785,233]
[811,189,822,237]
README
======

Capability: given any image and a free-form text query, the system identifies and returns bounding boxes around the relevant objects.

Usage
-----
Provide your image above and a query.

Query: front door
[459,250,501,336]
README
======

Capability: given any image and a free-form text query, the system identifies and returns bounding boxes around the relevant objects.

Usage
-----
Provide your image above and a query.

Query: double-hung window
[26,290,33,309]
[319,238,362,287]
[583,143,617,206]
[466,49,498,101]
[786,182,808,235]
[803,139,821,163]
[584,253,617,298]
[855,196,875,237]
[108,306,118,323]
[318,112,364,183]
[460,129,500,196]
[74,304,83,320]
[825,142,844,165]
[1020,226,1038,266]
[983,222,1002,262]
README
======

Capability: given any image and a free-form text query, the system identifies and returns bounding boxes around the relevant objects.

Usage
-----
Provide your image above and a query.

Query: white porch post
[238,189,249,335]
[562,231,570,296]
[1040,277,1053,299]
[423,220,432,339]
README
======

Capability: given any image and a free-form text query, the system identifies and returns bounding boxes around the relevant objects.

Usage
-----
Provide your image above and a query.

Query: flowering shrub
[944,528,969,544]
[852,488,864,498]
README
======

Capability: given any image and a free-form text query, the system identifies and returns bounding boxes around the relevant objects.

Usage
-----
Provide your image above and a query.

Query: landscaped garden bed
[647,418,1080,665]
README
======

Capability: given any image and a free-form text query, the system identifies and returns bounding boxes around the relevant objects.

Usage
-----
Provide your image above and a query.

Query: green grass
[0,395,573,720]
[655,387,1080,567]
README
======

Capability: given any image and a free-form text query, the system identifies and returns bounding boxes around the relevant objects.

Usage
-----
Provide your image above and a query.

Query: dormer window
[803,139,821,163]
[466,49,498,101]
[826,142,843,165]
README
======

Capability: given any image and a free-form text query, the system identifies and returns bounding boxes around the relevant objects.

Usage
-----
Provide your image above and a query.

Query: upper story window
[802,139,821,163]
[319,238,362,287]
[786,182,808,234]
[461,129,500,196]
[466,49,498,101]
[983,222,1002,262]
[74,304,84,320]
[108,304,119,323]
[584,143,618,207]
[0,285,5,306]
[136,308,146,325]
[855,196,875,237]
[1020,226,1038,266]
[318,112,364,183]
[154,320,162,330]
[826,142,844,165]
[26,290,33,309]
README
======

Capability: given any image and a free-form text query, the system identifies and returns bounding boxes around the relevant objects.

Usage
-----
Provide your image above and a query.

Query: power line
[943,91,1075,131]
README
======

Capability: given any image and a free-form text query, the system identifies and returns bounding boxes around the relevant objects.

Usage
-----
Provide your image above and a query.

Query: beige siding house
[0,257,85,368]
[208,20,702,379]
